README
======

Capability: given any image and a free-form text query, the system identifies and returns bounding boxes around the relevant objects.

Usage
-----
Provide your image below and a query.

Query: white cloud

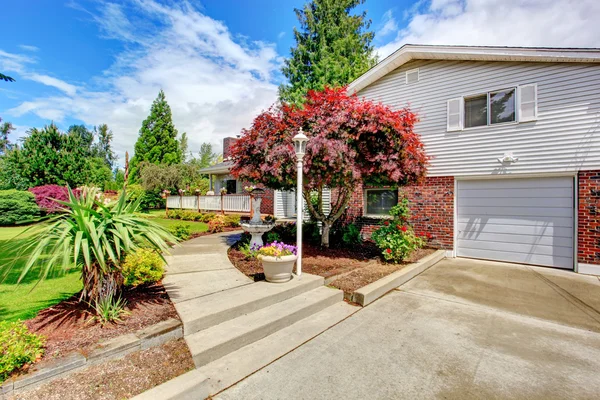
[19,45,39,52]
[5,1,281,162]
[377,10,398,37]
[378,0,600,59]
[26,74,79,96]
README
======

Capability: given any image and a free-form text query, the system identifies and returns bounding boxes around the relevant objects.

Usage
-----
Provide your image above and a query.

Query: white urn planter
[259,254,297,283]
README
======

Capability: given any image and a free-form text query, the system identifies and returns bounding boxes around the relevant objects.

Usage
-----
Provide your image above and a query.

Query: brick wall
[241,180,274,215]
[223,137,238,160]
[578,170,600,265]
[341,176,455,250]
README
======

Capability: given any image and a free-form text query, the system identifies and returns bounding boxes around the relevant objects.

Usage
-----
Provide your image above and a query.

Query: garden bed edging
[351,250,445,306]
[1,318,183,398]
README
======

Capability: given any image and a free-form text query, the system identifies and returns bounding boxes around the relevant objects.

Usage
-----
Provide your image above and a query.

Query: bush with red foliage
[29,185,80,213]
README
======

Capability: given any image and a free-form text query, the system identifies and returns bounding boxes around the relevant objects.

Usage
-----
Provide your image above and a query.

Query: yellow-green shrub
[0,321,45,382]
[121,248,165,287]
[208,214,226,233]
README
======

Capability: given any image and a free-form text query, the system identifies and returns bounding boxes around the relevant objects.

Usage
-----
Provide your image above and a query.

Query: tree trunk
[81,265,123,304]
[321,221,332,248]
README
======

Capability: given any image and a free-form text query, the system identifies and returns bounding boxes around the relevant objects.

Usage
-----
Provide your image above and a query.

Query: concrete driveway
[217,258,600,400]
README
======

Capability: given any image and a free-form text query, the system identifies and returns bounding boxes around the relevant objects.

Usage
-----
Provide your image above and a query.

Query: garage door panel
[458,232,573,247]
[458,206,573,218]
[458,239,573,258]
[458,196,573,208]
[458,188,571,198]
[459,178,572,190]
[457,177,573,269]
[458,248,573,269]
[457,222,573,237]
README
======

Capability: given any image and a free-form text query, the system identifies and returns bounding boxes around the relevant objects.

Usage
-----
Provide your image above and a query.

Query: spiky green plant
[2,187,178,303]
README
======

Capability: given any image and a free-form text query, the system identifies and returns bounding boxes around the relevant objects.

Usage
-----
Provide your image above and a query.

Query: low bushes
[29,185,79,214]
[0,190,40,225]
[0,321,45,382]
[170,223,192,240]
[128,184,165,211]
[166,210,241,227]
[208,215,226,233]
[121,248,166,287]
[371,199,424,263]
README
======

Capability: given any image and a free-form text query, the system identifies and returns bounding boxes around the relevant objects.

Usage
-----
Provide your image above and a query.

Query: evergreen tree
[179,132,188,162]
[130,90,181,181]
[93,124,117,168]
[198,142,217,168]
[279,0,376,105]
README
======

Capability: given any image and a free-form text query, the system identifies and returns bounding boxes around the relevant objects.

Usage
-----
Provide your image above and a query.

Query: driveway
[217,258,600,400]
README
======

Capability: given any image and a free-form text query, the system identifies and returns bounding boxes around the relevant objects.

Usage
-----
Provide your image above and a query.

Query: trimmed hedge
[0,190,40,226]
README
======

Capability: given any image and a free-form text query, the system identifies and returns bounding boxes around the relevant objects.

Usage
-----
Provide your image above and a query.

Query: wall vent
[406,68,419,84]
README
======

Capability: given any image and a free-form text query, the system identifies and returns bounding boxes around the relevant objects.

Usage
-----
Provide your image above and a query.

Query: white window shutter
[518,84,537,122]
[447,98,463,132]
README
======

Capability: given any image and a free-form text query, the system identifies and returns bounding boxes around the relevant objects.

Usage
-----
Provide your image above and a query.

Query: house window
[226,180,237,194]
[463,88,516,128]
[365,189,398,216]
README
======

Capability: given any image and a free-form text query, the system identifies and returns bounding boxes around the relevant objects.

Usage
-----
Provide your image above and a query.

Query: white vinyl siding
[457,177,574,269]
[357,60,600,176]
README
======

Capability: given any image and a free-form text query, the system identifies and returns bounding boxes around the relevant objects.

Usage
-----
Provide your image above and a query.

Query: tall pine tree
[130,90,181,181]
[279,0,376,105]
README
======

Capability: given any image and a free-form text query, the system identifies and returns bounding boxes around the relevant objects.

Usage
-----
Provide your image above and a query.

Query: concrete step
[186,286,343,368]
[201,302,358,396]
[176,273,324,336]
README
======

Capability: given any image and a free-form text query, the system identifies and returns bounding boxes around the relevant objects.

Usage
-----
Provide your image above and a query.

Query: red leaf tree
[231,87,428,247]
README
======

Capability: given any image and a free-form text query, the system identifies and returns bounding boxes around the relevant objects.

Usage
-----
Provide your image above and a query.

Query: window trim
[363,187,399,218]
[463,87,517,129]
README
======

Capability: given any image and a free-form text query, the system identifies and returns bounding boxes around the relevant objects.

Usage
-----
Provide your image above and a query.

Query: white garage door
[457,177,574,269]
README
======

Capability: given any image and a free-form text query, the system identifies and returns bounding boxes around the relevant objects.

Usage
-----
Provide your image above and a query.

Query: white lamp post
[293,128,309,277]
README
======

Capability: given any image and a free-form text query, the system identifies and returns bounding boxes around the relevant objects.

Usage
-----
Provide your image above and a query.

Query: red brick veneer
[578,171,600,265]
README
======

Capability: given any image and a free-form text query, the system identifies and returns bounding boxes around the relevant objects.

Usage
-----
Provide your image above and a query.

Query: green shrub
[224,214,241,227]
[208,214,225,233]
[167,209,182,219]
[180,210,198,221]
[371,221,424,263]
[170,223,191,240]
[267,222,296,243]
[0,190,40,225]
[121,248,165,287]
[128,184,165,211]
[303,221,321,244]
[341,223,362,247]
[0,321,45,382]
[265,231,281,243]
[89,293,130,326]
[201,212,217,223]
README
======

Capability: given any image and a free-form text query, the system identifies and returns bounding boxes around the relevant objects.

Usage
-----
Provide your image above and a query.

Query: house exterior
[344,44,600,275]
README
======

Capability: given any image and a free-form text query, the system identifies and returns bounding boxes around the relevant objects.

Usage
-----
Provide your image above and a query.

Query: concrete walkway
[162,232,253,304]
[217,258,600,400]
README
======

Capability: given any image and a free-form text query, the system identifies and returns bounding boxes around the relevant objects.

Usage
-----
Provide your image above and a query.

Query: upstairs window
[464,88,516,128]
[448,85,530,132]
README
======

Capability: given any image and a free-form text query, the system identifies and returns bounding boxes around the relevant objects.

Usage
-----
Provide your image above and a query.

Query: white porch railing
[166,195,251,213]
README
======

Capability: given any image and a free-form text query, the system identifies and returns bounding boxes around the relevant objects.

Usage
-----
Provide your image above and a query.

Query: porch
[166,194,251,213]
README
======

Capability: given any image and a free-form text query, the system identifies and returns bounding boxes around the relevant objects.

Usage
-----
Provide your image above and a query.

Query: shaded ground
[24,283,178,361]
[217,259,600,400]
[14,339,194,400]
[228,241,435,294]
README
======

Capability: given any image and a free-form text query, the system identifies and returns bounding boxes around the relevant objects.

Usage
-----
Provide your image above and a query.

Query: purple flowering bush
[256,241,297,258]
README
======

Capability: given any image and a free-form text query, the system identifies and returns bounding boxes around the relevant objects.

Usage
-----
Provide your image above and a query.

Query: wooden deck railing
[166,194,251,213]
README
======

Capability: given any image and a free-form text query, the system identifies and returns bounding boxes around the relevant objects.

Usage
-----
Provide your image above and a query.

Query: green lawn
[142,210,209,234]
[0,225,82,322]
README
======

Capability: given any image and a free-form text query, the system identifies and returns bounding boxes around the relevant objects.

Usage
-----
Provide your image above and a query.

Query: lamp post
[293,128,309,277]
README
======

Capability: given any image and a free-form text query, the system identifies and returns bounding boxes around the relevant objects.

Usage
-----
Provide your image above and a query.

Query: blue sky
[1,0,598,165]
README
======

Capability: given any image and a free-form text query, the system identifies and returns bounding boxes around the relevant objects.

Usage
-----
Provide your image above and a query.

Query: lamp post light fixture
[293,128,309,277]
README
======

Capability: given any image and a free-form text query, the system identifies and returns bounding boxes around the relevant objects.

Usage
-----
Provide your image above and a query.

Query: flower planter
[259,254,297,283]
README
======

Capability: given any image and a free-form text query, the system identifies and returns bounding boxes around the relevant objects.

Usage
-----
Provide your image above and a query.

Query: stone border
[351,250,445,306]
[1,318,182,398]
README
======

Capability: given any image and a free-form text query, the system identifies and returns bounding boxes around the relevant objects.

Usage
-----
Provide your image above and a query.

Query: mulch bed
[24,282,178,362]
[228,241,436,294]
[14,338,194,400]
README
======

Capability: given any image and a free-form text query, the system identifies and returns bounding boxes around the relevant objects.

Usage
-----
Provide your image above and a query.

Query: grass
[142,209,209,235]
[0,224,82,322]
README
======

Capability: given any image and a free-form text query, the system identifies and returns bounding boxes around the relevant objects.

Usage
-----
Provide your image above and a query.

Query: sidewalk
[162,232,253,304]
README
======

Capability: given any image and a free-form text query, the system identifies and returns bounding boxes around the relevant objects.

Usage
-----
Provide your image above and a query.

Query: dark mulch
[228,240,436,294]
[15,338,194,400]
[24,282,178,361]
